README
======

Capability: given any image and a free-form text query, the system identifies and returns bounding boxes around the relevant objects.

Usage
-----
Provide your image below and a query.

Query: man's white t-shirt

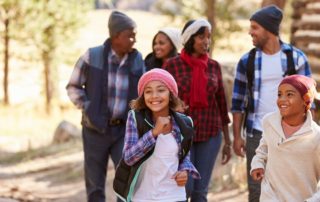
[253,51,283,131]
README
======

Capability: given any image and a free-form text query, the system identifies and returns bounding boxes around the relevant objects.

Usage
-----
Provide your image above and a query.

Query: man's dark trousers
[246,129,262,202]
[82,124,125,202]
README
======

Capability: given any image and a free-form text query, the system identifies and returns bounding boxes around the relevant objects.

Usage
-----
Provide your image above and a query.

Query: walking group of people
[66,4,320,202]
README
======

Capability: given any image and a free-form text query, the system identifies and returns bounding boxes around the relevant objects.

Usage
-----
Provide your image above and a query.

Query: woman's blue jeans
[186,132,222,202]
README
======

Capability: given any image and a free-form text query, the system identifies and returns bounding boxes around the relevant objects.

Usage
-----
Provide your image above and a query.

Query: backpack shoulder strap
[246,48,256,113]
[174,112,193,129]
[172,112,194,163]
[283,47,296,76]
[179,113,193,128]
[247,48,256,96]
[132,109,153,138]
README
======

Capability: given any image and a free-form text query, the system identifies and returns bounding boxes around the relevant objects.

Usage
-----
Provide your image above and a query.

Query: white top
[251,111,320,202]
[253,51,283,131]
[132,133,186,202]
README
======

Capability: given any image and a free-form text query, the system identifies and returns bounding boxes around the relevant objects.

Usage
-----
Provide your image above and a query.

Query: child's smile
[144,80,170,117]
[277,83,306,125]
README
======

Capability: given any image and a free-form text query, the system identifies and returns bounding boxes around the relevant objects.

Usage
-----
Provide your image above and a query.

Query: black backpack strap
[246,48,256,112]
[132,109,153,138]
[178,114,193,128]
[243,48,257,130]
[283,46,296,76]
[132,109,155,159]
[172,112,194,163]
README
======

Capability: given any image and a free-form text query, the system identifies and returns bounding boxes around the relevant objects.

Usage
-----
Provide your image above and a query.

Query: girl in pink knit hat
[114,68,199,202]
[251,75,320,202]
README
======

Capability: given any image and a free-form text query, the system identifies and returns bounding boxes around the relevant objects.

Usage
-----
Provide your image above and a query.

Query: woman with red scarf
[163,19,231,201]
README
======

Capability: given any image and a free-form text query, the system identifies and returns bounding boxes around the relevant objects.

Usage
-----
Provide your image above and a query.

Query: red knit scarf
[180,49,209,108]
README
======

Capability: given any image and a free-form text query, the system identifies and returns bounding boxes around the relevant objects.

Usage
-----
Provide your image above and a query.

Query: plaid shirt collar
[110,49,128,67]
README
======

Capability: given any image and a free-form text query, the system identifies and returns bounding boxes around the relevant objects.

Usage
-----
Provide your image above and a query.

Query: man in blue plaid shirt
[231,5,312,202]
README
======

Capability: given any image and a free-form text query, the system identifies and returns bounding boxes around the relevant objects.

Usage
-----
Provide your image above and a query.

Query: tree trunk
[261,0,286,10]
[42,24,59,114]
[43,50,52,114]
[204,0,216,56]
[3,18,10,105]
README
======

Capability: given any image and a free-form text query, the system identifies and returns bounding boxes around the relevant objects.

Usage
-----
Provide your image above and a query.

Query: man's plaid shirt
[164,56,230,142]
[231,42,311,137]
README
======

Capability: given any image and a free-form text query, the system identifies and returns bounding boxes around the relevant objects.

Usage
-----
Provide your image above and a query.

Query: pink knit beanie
[138,68,178,97]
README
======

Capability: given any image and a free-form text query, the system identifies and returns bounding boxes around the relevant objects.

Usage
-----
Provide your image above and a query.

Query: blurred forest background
[0,0,319,201]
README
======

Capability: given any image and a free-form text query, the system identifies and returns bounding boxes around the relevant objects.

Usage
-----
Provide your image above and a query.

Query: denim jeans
[82,125,125,202]
[246,129,262,202]
[186,132,222,202]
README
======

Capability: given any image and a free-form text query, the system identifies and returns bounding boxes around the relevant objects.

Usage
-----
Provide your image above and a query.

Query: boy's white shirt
[251,110,320,202]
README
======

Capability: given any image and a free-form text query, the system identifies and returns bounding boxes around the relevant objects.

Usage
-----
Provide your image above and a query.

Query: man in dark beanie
[66,10,144,202]
[231,4,312,202]
[250,5,283,36]
[108,11,136,37]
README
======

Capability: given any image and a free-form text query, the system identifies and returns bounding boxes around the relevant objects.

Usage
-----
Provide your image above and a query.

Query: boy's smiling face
[277,83,306,124]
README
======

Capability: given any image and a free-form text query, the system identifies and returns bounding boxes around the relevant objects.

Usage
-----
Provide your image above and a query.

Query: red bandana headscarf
[279,75,317,110]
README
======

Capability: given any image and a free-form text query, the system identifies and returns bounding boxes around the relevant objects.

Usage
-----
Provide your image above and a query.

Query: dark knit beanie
[250,5,283,36]
[108,11,136,37]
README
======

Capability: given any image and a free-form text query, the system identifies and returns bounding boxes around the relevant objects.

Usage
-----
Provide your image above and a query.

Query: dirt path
[0,148,247,202]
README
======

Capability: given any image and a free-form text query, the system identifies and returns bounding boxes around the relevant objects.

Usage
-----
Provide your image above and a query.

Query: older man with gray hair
[66,11,144,202]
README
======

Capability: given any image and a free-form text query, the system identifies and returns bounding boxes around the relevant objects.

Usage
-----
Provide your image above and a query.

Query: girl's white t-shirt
[132,133,186,202]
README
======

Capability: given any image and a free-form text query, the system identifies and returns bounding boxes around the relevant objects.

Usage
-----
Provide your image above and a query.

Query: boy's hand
[251,168,265,181]
[172,170,188,186]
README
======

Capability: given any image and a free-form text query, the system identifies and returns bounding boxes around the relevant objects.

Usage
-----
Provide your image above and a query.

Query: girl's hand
[222,144,232,165]
[172,170,188,186]
[152,116,172,137]
[251,168,264,181]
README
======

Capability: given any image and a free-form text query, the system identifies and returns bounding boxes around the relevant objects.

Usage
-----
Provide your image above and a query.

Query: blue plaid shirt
[231,42,312,137]
[123,110,200,179]
[66,49,130,116]
[108,50,129,118]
